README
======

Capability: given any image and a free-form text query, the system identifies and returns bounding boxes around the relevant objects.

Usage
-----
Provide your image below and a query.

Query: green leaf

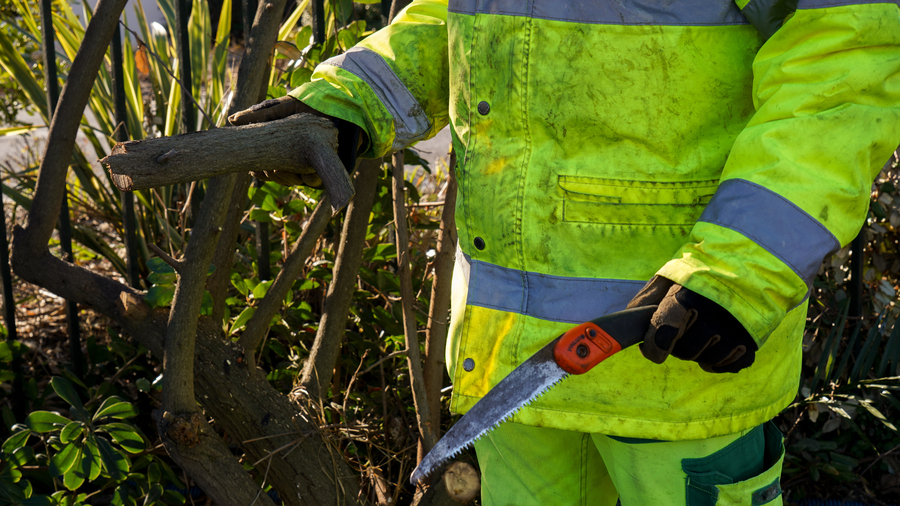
[148,462,161,483]
[59,422,84,444]
[145,285,175,309]
[0,342,12,362]
[229,307,256,335]
[230,273,250,297]
[3,429,32,454]
[858,400,898,432]
[0,28,48,118]
[95,436,129,481]
[25,411,71,433]
[136,378,152,392]
[8,445,35,467]
[295,26,313,49]
[81,437,103,481]
[93,397,138,421]
[101,423,145,454]
[251,280,273,300]
[0,125,47,137]
[147,271,176,286]
[144,483,163,506]
[146,257,176,275]
[249,208,272,223]
[0,480,27,504]
[50,377,88,423]
[290,67,314,89]
[63,464,85,491]
[49,443,80,477]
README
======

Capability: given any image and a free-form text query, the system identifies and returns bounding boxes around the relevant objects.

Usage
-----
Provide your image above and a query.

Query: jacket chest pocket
[557,175,718,226]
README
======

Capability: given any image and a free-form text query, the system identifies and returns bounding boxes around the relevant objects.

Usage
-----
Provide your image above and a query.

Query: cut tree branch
[101,114,355,214]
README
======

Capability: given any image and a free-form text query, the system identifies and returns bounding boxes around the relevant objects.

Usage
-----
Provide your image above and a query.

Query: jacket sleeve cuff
[657,219,818,347]
[289,67,396,159]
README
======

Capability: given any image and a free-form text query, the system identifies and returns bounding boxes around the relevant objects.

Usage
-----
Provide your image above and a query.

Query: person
[230,1,900,504]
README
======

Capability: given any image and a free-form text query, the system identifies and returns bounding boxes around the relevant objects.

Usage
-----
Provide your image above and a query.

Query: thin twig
[149,244,183,272]
[407,201,444,208]
[118,22,216,129]
[343,350,370,422]
[180,181,197,215]
[861,442,900,475]
[361,349,409,376]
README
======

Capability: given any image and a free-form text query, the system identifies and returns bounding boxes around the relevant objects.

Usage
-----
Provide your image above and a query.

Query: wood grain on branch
[101,114,356,214]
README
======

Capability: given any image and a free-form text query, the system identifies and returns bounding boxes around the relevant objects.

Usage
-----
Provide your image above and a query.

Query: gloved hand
[626,276,758,373]
[228,96,363,187]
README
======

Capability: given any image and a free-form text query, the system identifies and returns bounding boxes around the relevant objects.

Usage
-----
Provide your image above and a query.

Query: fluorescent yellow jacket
[292,0,900,440]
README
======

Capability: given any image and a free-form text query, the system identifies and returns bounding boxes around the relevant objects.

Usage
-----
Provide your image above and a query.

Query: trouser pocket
[682,422,784,506]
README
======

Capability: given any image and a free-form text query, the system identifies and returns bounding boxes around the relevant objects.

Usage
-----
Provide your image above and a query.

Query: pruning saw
[410,305,657,484]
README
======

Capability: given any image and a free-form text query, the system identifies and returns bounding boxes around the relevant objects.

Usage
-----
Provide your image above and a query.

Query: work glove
[227,96,362,187]
[626,276,758,373]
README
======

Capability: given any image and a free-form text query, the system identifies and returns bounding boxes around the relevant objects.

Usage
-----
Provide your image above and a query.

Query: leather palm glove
[227,96,363,187]
[626,276,758,373]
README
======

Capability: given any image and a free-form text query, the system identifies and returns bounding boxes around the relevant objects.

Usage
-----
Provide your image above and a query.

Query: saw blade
[410,339,568,484]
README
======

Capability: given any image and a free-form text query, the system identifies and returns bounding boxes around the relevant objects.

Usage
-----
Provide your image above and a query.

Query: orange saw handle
[552,306,656,375]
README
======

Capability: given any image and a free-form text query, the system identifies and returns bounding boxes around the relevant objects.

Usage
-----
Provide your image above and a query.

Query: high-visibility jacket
[292,0,900,440]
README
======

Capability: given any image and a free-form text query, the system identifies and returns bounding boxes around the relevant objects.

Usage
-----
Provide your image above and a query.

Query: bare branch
[391,151,438,452]
[238,196,333,354]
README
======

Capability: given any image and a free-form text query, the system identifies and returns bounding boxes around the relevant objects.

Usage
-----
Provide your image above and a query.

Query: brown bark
[391,152,438,452]
[300,159,383,398]
[420,152,458,462]
[101,114,355,214]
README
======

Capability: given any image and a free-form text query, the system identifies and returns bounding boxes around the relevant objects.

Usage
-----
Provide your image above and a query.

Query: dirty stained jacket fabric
[291,0,900,440]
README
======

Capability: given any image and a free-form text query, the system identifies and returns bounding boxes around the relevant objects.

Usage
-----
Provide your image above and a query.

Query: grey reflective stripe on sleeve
[322,47,431,151]
[698,179,840,285]
[448,0,748,26]
[459,253,645,324]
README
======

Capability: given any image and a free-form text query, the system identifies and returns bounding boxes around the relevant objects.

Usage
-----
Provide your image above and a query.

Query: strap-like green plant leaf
[878,318,900,377]
[24,411,70,433]
[0,29,48,119]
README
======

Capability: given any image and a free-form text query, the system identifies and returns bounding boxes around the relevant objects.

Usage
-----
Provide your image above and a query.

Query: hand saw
[410,305,657,484]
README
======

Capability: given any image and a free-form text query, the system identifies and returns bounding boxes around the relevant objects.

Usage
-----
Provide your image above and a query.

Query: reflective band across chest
[322,47,431,151]
[448,0,749,25]
[459,252,645,324]
[698,179,840,285]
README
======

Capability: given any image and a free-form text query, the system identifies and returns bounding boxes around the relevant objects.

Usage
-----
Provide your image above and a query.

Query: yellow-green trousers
[474,421,785,506]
